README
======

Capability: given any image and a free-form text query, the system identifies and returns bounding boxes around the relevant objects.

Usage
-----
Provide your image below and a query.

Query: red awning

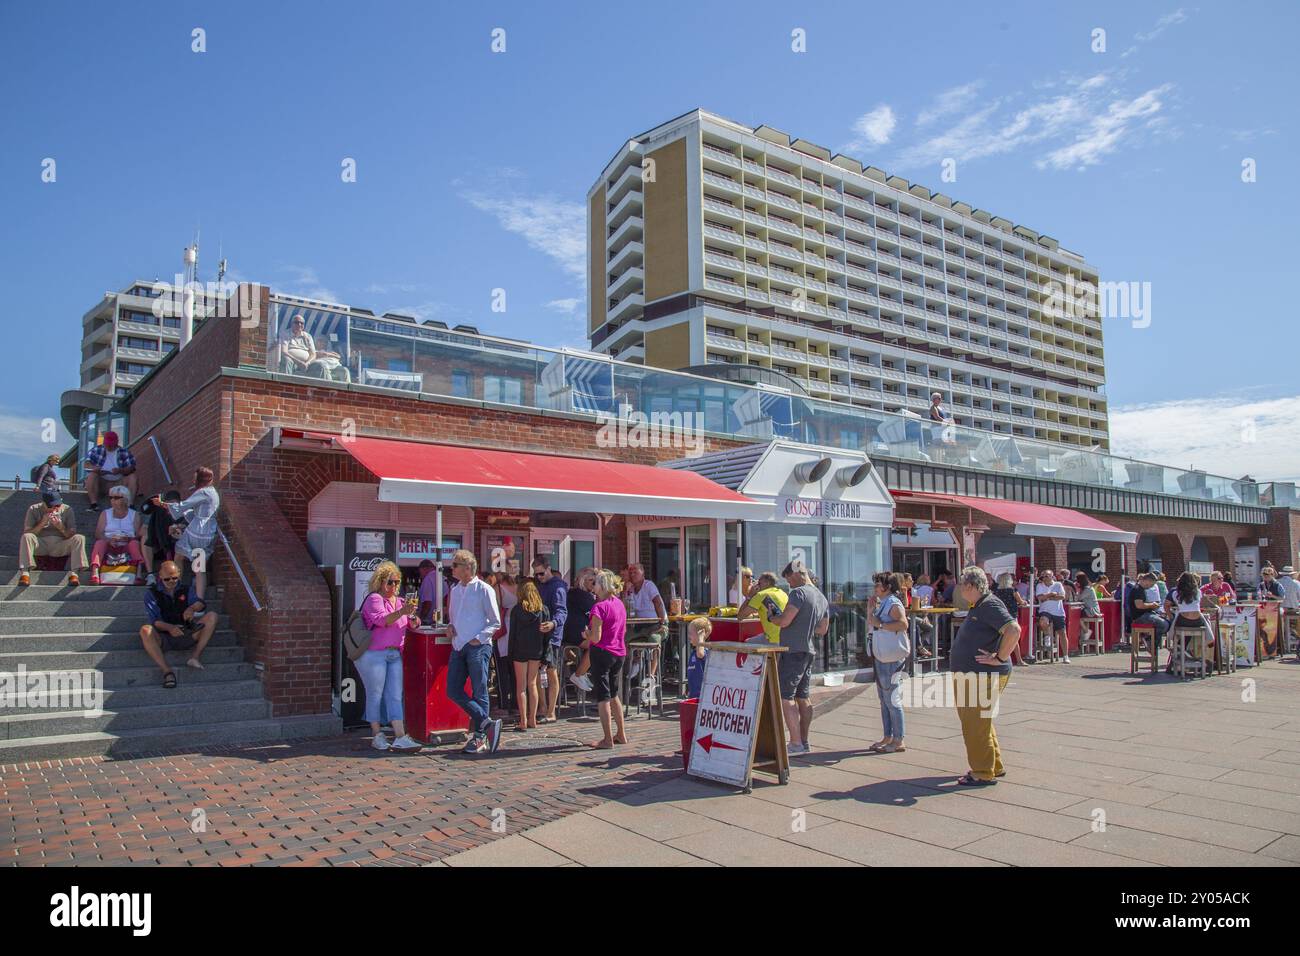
[892,491,1136,544]
[279,430,770,520]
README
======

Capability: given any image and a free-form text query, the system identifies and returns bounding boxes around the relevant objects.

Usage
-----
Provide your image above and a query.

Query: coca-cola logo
[348,556,386,572]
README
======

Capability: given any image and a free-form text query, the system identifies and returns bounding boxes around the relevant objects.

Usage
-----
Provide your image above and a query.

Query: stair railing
[147,435,263,612]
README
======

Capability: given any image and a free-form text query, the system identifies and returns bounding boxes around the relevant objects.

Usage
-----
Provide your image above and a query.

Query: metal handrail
[146,436,263,613]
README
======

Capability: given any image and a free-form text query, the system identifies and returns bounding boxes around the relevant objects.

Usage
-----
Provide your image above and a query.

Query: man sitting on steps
[18,490,87,587]
[139,560,218,688]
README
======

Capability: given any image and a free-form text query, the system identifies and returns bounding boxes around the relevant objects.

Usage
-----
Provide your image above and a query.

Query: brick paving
[0,686,863,866]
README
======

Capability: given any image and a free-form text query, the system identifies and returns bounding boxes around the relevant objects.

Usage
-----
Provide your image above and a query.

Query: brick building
[73,283,1298,722]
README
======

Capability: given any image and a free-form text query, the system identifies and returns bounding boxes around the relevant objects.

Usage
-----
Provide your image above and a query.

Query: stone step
[0,629,239,653]
[0,646,247,672]
[0,697,272,739]
[0,714,343,761]
[34,659,259,689]
[0,676,266,715]
[1,583,225,606]
[0,613,230,633]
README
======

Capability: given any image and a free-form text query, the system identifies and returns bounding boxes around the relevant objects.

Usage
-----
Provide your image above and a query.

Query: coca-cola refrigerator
[309,526,398,728]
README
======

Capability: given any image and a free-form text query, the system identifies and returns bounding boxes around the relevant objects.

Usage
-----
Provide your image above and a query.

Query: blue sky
[1,1,1297,482]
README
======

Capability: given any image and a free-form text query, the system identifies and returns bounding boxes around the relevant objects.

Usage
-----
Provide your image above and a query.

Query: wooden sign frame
[687,642,789,792]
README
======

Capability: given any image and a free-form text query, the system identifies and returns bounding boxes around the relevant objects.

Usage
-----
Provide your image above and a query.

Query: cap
[41,490,62,506]
[102,430,119,445]
[1283,566,1295,575]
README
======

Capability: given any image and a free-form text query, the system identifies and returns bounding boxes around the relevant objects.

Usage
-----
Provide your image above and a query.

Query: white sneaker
[569,673,593,692]
[1061,656,1072,664]
[390,734,422,752]
[372,734,391,751]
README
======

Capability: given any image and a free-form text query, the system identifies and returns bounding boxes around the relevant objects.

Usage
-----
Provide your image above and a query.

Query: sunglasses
[109,495,125,500]
[161,576,180,583]
[384,578,401,585]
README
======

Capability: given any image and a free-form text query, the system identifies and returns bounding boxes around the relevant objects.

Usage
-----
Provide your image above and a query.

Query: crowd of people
[20,440,225,689]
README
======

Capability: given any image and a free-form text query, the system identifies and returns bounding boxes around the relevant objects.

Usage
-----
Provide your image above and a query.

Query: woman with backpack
[356,560,422,752]
[868,571,910,754]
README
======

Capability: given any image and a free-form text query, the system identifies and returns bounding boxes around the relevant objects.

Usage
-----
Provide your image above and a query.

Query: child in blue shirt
[685,617,712,700]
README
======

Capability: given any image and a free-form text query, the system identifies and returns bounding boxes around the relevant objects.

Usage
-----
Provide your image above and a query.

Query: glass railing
[262,300,1264,507]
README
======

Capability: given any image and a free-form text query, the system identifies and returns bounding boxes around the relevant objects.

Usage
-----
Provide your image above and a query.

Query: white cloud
[1038,85,1172,170]
[889,73,1173,173]
[916,82,982,127]
[0,409,70,461]
[1136,8,1188,42]
[461,186,586,284]
[1110,392,1300,483]
[845,105,897,151]
[544,297,588,348]
[276,266,342,305]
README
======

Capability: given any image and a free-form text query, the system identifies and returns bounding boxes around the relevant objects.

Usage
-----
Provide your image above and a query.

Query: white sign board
[1220,607,1256,667]
[689,647,765,788]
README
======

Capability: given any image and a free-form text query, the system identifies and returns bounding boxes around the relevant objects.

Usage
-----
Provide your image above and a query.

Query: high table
[1017,603,1082,658]
[401,626,471,742]
[907,607,955,677]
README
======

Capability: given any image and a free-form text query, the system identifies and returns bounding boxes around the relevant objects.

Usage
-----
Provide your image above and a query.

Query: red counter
[705,617,764,643]
[1017,603,1082,656]
[1098,599,1122,651]
[402,626,471,741]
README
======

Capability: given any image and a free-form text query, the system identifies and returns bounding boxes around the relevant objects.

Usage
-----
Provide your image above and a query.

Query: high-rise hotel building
[587,110,1108,449]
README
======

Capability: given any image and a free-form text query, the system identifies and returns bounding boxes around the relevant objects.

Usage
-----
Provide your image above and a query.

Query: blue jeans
[356,647,404,726]
[874,658,906,739]
[447,640,492,732]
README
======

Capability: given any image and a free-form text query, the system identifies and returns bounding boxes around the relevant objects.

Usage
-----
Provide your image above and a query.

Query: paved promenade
[3,653,1299,866]
[442,653,1300,867]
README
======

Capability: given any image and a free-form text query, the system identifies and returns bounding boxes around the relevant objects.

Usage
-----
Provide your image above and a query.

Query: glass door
[530,530,600,584]
[684,524,711,611]
[638,527,681,605]
[825,526,888,672]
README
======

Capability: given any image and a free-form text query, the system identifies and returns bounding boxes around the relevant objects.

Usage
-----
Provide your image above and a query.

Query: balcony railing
[262,304,1262,507]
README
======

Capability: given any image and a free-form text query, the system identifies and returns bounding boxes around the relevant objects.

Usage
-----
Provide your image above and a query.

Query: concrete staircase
[0,489,339,761]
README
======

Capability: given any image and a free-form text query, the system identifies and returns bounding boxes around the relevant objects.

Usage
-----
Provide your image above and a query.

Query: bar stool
[1171,627,1208,680]
[1034,621,1059,664]
[1079,616,1106,656]
[1214,618,1238,675]
[1130,624,1159,674]
[624,642,663,719]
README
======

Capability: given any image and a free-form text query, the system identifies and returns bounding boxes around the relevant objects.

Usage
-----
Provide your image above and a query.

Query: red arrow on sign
[696,734,742,754]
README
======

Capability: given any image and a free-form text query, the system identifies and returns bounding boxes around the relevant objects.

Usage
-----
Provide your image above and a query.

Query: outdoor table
[1097,598,1122,651]
[1017,603,1082,658]
[401,626,471,742]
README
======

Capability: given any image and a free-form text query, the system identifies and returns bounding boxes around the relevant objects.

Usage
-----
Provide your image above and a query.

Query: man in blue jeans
[446,549,503,754]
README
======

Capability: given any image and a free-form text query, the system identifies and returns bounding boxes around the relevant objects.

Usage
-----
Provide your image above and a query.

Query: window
[483,375,523,405]
[451,370,471,398]
[117,336,159,351]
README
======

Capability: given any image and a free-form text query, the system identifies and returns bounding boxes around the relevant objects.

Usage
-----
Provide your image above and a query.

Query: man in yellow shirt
[738,571,788,643]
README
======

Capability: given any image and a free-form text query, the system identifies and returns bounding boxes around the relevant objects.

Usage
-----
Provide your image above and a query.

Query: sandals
[956,772,997,787]
[882,741,906,753]
[162,671,177,689]
[867,738,891,752]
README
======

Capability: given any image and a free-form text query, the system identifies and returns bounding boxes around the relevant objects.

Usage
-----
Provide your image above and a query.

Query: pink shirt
[589,597,627,657]
[361,593,410,652]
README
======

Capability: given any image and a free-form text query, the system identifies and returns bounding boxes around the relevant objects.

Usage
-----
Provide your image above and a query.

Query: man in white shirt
[446,549,503,755]
[625,563,667,698]
[1279,566,1300,653]
[1034,570,1070,663]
